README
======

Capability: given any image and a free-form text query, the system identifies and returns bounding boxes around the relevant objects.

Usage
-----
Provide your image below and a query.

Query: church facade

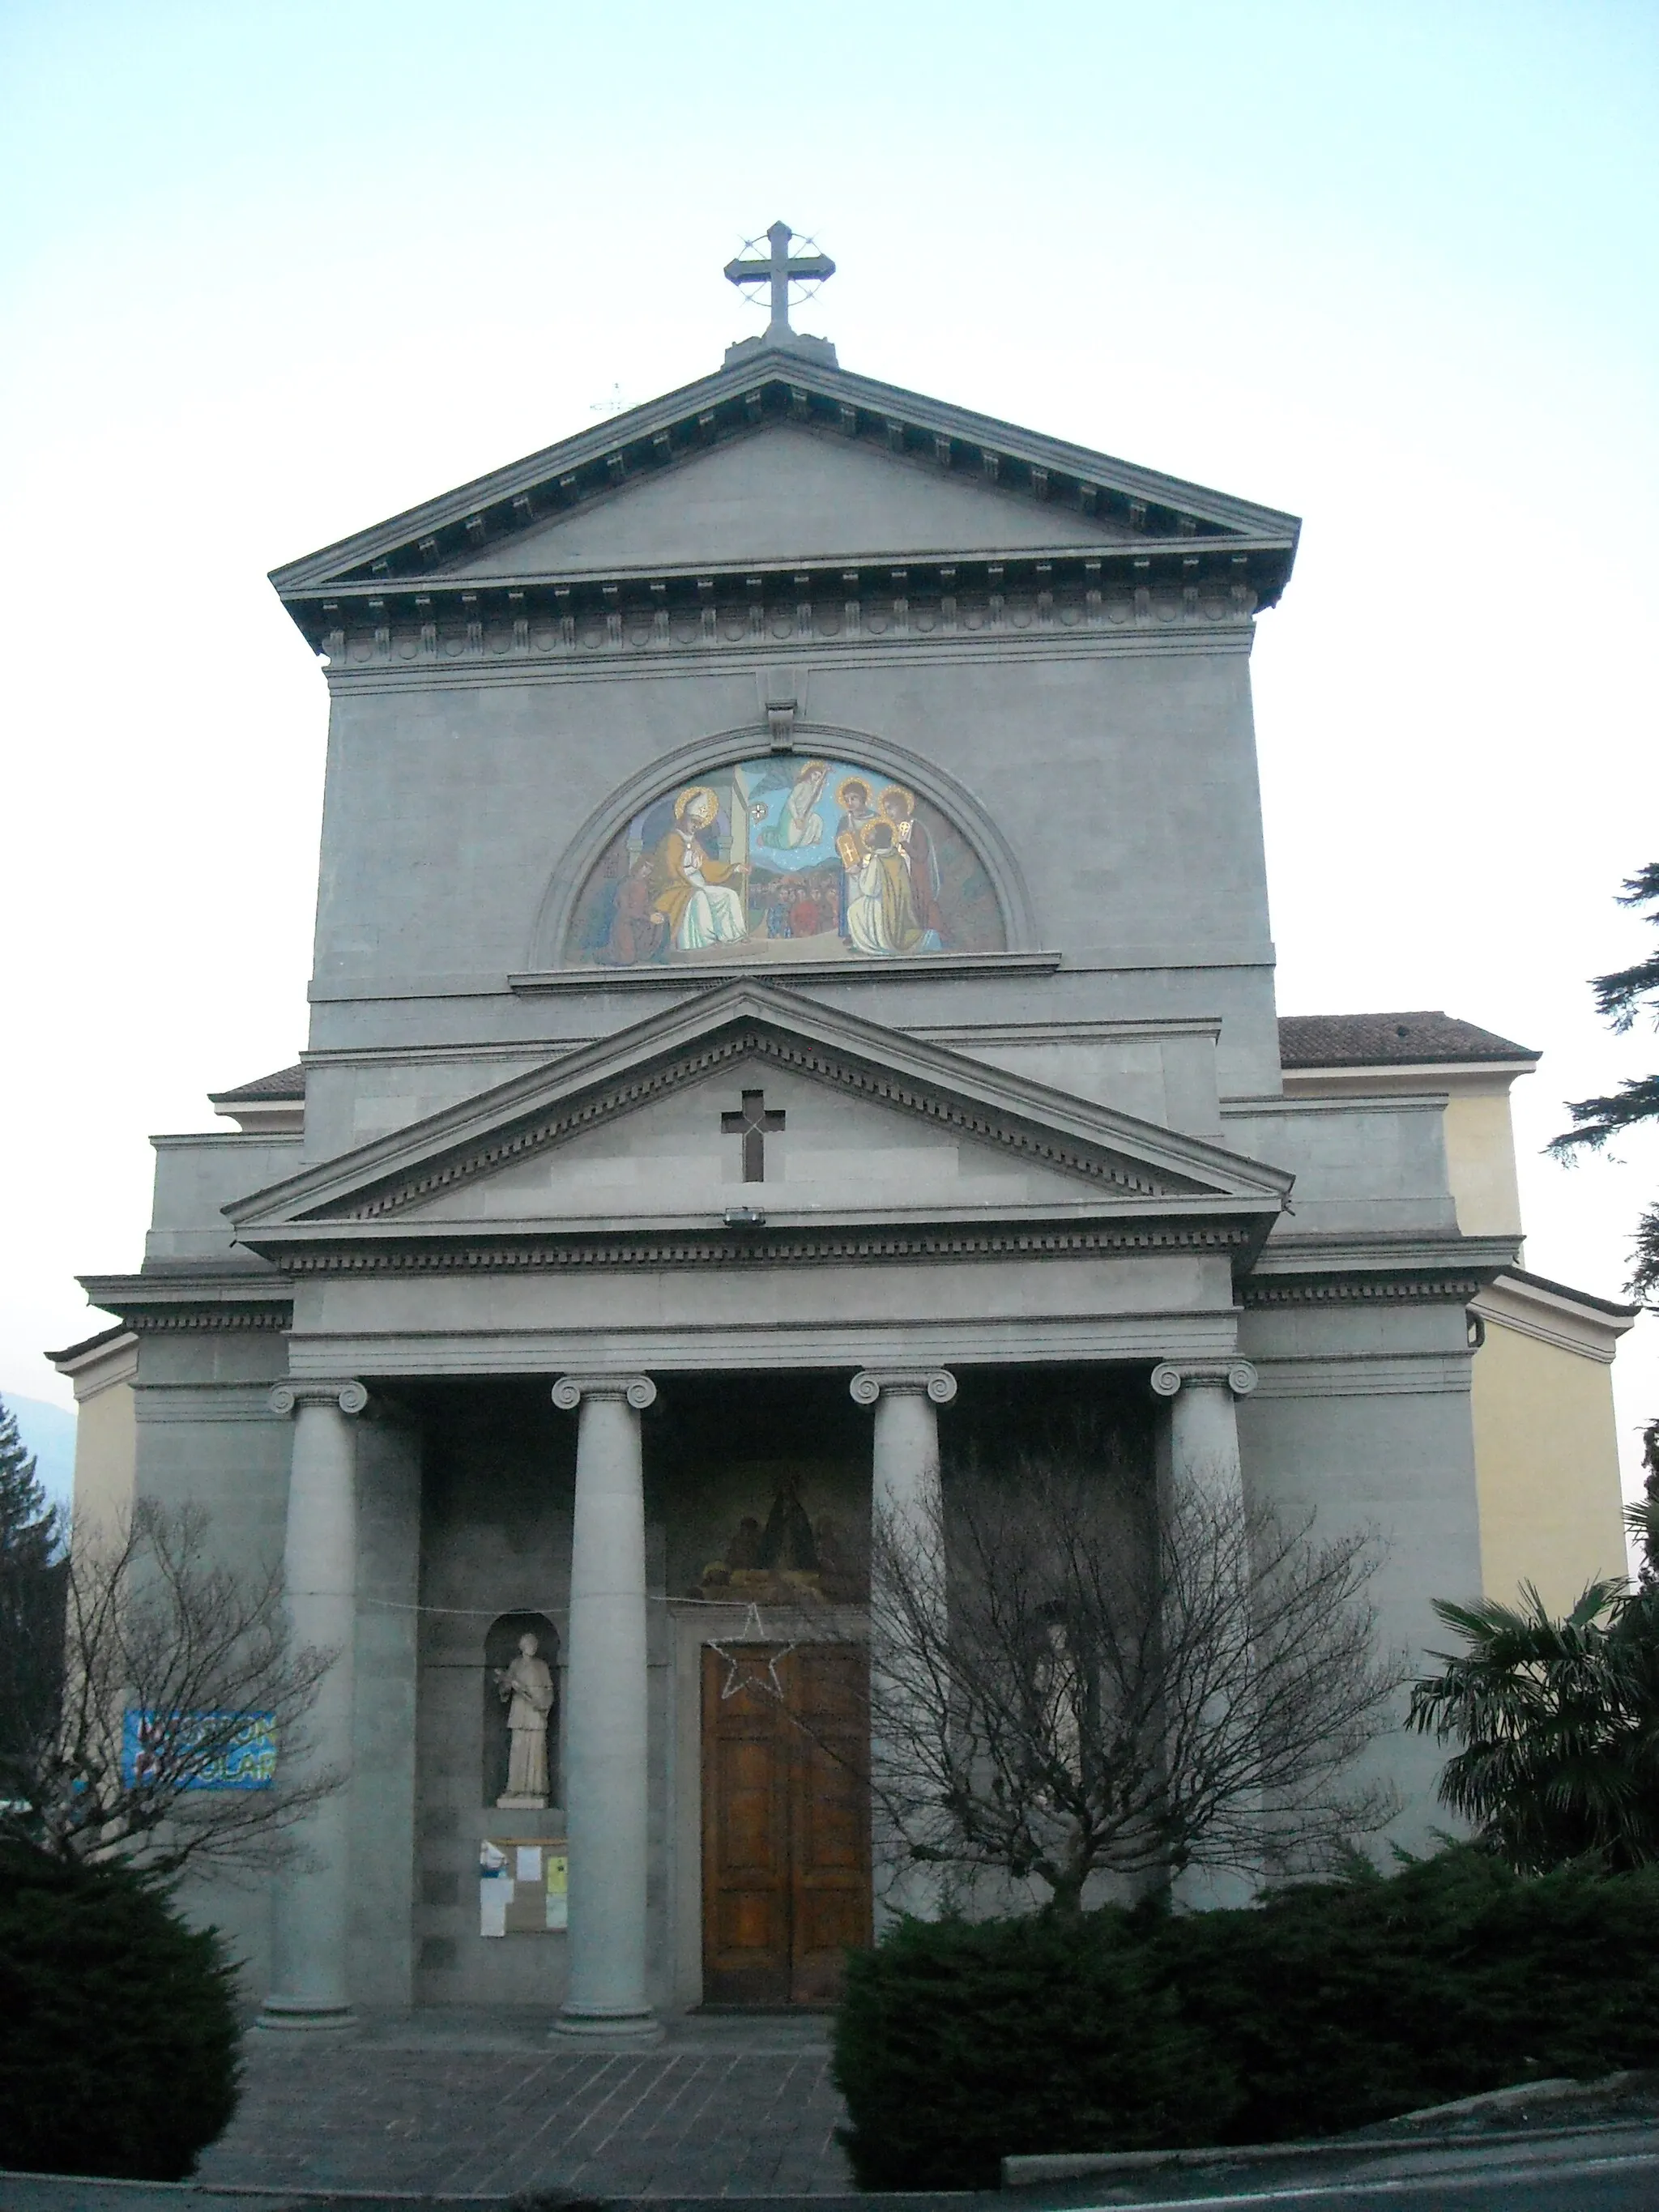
[55,251,1633,2035]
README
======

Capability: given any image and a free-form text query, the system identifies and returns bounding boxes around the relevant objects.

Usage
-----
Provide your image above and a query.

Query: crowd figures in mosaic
[571,754,1004,966]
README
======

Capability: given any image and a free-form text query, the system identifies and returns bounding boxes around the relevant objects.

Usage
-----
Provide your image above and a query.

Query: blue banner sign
[122,1710,276,1791]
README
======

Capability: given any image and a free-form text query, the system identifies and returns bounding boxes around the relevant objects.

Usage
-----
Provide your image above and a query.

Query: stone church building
[53,237,1633,2037]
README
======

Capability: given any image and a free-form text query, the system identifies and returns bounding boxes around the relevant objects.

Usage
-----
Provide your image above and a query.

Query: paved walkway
[192,2011,853,2198]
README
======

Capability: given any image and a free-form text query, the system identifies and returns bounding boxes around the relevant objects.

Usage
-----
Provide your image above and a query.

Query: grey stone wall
[411,1385,578,2008]
[130,1327,292,1995]
[1239,1297,1484,1856]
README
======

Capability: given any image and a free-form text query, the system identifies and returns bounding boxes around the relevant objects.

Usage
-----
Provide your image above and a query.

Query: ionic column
[550,1373,662,2045]
[851,1367,957,1535]
[1150,1359,1257,1510]
[850,1369,956,1922]
[1150,1358,1259,1908]
[258,1379,368,2033]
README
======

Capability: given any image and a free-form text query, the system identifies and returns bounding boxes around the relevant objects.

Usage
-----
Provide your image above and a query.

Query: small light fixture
[723,1206,766,1228]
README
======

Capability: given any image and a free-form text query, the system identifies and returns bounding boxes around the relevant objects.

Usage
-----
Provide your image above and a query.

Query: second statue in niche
[494,1631,556,1809]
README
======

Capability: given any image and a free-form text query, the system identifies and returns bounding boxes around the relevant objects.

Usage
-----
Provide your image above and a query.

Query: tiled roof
[46,1320,132,1366]
[1277,1012,1539,1070]
[211,1063,305,1103]
[215,1024,1540,1098]
[1504,1266,1640,1320]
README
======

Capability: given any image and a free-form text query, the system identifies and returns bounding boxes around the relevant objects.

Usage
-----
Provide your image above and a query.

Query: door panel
[788,1647,872,2003]
[702,1654,791,2005]
[702,1643,871,2006]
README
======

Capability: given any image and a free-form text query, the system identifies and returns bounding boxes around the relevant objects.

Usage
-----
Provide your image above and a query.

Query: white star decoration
[707,1600,797,1701]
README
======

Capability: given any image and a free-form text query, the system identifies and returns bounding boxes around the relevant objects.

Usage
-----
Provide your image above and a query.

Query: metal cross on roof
[723,221,835,342]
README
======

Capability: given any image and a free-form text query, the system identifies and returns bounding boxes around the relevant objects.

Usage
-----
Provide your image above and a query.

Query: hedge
[832,1849,1659,2189]
[0,1846,241,2180]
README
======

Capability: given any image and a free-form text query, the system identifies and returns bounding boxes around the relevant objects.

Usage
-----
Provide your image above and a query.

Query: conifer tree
[1549,859,1659,1299]
[0,1396,60,1568]
[0,1396,66,1804]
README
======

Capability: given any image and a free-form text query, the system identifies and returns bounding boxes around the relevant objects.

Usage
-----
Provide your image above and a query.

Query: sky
[2,2,1656,1496]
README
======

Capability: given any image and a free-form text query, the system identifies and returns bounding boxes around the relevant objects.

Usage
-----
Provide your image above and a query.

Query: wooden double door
[701,1642,872,2006]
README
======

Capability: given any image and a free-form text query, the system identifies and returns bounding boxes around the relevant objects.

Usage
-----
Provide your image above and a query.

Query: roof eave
[268,352,1301,611]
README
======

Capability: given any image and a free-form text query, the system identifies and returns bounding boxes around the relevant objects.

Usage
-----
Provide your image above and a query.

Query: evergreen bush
[1158,1850,1659,2144]
[834,1907,1235,2189]
[832,1851,1659,2189]
[0,1845,241,2180]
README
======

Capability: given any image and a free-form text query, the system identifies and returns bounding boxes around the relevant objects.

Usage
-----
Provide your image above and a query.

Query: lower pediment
[226,984,1291,1266]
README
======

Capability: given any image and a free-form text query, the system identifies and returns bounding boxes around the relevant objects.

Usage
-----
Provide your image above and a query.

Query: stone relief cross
[722,1089,785,1183]
[723,220,835,340]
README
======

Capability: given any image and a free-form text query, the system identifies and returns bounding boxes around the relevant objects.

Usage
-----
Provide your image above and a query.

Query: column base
[551,2005,665,2048]
[255,1997,357,2034]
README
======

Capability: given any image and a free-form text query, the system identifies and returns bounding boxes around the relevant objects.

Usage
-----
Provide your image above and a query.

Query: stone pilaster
[258,1379,368,2032]
[550,1374,662,2045]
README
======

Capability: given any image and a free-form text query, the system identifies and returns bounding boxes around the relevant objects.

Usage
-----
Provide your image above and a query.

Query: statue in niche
[1030,1606,1087,1804]
[494,1631,555,1808]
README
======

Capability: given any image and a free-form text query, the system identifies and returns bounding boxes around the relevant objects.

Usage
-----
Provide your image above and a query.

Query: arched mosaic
[566,753,1005,968]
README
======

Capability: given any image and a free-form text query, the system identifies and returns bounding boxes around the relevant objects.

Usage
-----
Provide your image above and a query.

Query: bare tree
[0,1501,339,1876]
[860,1448,1404,1917]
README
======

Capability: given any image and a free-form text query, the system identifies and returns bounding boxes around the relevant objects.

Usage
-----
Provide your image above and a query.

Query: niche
[481,1611,560,1809]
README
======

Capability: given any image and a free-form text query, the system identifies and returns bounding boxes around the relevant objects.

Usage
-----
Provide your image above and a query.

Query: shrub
[1160,1849,1659,2144]
[833,1908,1235,2189]
[0,1845,241,2180]
[831,1850,1659,2189]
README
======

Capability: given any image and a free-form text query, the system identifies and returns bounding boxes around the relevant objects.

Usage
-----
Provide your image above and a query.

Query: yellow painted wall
[1471,1317,1627,1613]
[1443,1089,1524,1238]
[71,1366,137,1537]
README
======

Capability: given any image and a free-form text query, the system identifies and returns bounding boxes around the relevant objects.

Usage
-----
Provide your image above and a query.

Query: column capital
[1149,1359,1257,1400]
[850,1367,957,1407]
[269,1379,369,1417]
[552,1374,657,1412]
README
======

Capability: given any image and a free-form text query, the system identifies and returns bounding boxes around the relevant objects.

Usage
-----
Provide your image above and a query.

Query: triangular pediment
[269,350,1299,652]
[227,986,1292,1264]
[427,422,1133,580]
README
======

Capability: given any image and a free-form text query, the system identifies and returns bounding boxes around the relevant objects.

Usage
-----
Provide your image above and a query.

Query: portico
[223,965,1289,2026]
[249,1338,1265,2034]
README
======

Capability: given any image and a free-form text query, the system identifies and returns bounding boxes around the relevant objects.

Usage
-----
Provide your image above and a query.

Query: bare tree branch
[838,1445,1403,1916]
[0,1501,342,1877]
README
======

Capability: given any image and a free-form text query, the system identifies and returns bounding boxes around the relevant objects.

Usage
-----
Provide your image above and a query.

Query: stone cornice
[109,1302,292,1334]
[261,1217,1260,1276]
[507,951,1059,995]
[79,1270,293,1333]
[1238,1231,1517,1309]
[322,625,1258,695]
[1239,1275,1487,1308]
[301,552,1267,671]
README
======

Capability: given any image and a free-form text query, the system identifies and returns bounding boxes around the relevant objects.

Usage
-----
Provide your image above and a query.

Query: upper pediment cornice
[268,352,1300,650]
